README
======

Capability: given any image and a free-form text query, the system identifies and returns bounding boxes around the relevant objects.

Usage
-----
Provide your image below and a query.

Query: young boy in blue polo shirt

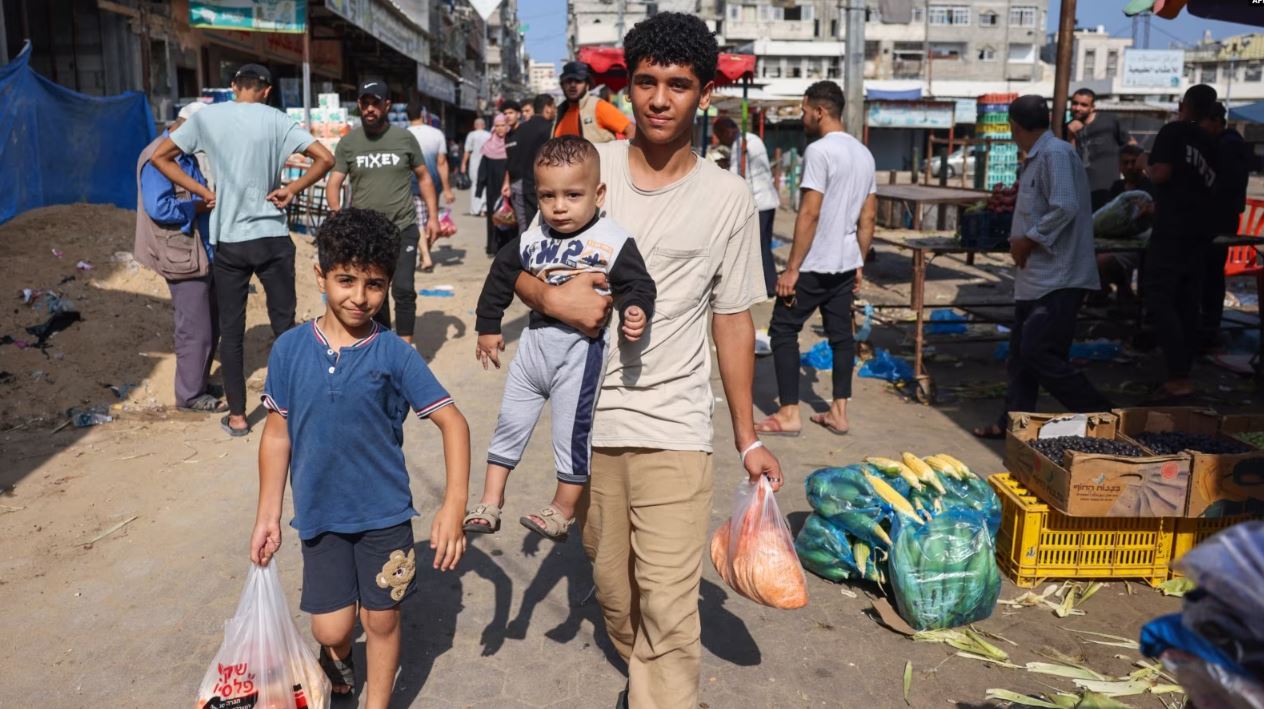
[248,207,470,708]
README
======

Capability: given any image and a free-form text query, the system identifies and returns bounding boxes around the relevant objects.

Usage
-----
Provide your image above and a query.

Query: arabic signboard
[418,64,457,104]
[866,101,955,129]
[325,0,429,64]
[190,0,306,33]
[1121,49,1184,90]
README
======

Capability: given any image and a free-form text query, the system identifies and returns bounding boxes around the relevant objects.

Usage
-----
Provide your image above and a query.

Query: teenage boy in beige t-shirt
[512,12,783,709]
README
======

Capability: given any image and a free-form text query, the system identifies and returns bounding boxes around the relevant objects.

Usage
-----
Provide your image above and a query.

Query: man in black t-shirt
[502,94,557,233]
[1199,102,1251,350]
[1069,88,1135,211]
[1143,84,1219,401]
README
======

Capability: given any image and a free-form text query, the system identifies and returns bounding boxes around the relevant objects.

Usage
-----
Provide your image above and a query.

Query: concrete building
[713,1,1048,101]
[568,1,722,51]
[1185,32,1264,105]
[1071,26,1132,84]
[528,59,558,96]
[487,0,529,102]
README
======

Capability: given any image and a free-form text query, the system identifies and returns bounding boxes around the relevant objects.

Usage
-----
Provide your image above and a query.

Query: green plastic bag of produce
[938,476,1002,540]
[888,508,1001,630]
[795,513,861,582]
[1092,189,1152,239]
[805,465,908,550]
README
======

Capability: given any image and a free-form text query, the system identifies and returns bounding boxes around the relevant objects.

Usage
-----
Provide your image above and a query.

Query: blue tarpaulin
[1229,100,1264,125]
[0,43,155,225]
[865,88,923,101]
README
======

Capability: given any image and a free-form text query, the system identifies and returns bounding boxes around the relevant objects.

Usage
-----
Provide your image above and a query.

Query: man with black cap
[552,60,634,143]
[151,63,334,437]
[325,81,441,344]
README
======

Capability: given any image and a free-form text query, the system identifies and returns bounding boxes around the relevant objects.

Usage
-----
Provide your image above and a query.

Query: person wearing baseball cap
[325,81,442,344]
[149,62,335,437]
[553,60,633,143]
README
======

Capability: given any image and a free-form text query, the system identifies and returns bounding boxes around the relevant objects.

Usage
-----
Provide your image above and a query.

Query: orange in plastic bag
[710,475,808,609]
[195,563,330,709]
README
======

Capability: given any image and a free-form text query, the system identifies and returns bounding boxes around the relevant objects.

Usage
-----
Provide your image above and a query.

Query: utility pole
[616,0,626,47]
[843,1,865,139]
[1051,0,1076,139]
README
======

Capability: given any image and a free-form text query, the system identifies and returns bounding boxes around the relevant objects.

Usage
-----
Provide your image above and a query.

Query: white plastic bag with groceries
[195,563,330,709]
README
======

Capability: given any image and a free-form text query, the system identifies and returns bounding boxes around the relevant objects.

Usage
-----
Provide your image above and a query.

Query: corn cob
[865,456,924,491]
[904,453,947,494]
[854,540,870,579]
[924,454,963,480]
[863,471,923,524]
[937,454,976,479]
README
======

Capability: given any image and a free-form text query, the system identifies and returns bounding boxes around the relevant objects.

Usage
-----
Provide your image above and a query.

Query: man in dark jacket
[1200,101,1251,350]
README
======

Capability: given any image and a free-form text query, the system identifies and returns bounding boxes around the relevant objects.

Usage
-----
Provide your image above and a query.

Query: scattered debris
[25,309,81,349]
[912,628,1010,663]
[82,515,139,548]
[419,288,455,297]
[0,371,15,385]
[903,660,912,705]
[51,248,63,258]
[75,260,93,271]
[68,407,112,428]
[1065,629,1140,650]
[1157,578,1195,597]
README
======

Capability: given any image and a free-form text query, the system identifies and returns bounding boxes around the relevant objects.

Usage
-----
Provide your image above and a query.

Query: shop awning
[1125,0,1264,24]
[866,88,923,101]
[1229,100,1264,124]
[575,47,755,92]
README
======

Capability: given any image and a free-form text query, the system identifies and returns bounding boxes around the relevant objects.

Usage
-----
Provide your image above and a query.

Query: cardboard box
[1115,407,1264,518]
[1004,412,1190,517]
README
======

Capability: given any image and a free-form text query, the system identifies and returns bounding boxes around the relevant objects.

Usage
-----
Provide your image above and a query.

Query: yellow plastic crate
[989,473,1175,588]
[1170,516,1259,578]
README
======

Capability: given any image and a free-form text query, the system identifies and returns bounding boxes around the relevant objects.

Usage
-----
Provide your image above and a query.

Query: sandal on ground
[318,645,355,695]
[463,504,502,534]
[421,264,435,273]
[754,417,801,437]
[177,393,228,413]
[809,414,848,436]
[219,414,251,438]
[972,424,1005,440]
[520,505,574,542]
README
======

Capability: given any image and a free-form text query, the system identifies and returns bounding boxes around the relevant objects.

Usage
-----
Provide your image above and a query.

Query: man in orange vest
[552,61,635,142]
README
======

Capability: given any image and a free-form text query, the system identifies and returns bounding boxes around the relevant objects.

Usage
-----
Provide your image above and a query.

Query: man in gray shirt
[974,95,1111,438]
[151,64,334,436]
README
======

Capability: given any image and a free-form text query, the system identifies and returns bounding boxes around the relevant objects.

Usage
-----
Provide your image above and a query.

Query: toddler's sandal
[318,645,355,696]
[463,504,501,534]
[519,505,574,542]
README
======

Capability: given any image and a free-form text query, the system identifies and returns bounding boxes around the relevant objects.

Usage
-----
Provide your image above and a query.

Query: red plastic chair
[1231,198,1264,277]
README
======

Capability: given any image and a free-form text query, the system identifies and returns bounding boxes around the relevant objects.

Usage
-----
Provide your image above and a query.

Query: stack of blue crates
[977,95,1018,189]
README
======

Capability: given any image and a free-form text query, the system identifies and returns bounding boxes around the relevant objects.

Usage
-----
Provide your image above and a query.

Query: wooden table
[874,184,988,231]
[872,234,1263,403]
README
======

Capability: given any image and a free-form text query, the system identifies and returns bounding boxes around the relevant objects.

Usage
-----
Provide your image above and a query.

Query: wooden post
[1052,0,1077,139]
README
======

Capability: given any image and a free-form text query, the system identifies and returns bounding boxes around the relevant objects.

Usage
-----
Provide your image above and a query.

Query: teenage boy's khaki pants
[580,448,714,709]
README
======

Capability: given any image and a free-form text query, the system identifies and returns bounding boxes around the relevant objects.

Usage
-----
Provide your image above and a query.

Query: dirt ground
[2,199,1255,708]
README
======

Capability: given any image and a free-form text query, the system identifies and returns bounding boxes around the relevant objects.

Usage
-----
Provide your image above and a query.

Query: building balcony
[725,20,816,42]
[893,59,924,79]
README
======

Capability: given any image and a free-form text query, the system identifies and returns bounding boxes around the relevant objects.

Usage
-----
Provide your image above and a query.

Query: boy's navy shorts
[299,522,417,614]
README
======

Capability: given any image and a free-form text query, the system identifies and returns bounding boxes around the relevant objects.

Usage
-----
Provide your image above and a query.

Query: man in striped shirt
[975,95,1112,439]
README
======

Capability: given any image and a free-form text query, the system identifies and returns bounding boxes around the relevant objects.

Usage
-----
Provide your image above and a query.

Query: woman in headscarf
[476,113,511,256]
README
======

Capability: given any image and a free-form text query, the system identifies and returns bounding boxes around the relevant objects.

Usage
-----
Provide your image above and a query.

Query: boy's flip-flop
[318,645,355,696]
[754,418,801,437]
[809,414,848,436]
[520,505,574,542]
[463,504,502,534]
[219,415,251,438]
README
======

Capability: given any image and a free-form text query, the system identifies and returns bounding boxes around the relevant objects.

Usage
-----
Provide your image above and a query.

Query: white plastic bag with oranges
[195,563,330,709]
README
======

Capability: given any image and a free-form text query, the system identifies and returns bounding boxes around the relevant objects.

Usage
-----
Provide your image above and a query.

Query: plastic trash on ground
[858,348,914,383]
[710,476,808,609]
[799,340,832,370]
[888,508,1001,630]
[926,309,967,335]
[195,563,330,709]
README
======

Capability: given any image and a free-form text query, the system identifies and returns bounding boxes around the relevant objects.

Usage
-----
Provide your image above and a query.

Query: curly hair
[316,207,400,277]
[535,135,599,170]
[623,12,718,86]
